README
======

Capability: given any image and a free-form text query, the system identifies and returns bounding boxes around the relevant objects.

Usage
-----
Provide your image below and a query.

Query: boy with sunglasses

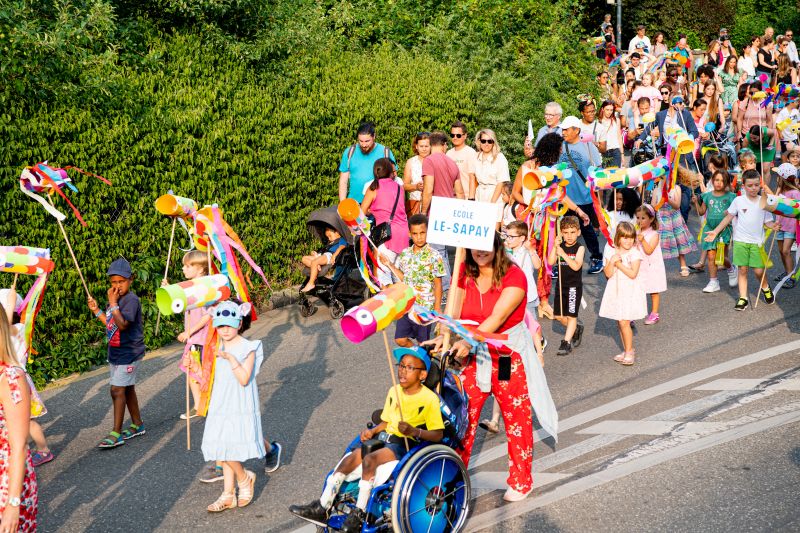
[290,346,444,531]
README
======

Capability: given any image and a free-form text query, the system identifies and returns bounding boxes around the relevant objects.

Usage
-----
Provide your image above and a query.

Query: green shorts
[732,241,764,268]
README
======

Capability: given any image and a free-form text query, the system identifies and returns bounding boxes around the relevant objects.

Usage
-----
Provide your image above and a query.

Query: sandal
[237,470,256,507]
[621,351,636,366]
[479,419,499,433]
[679,267,690,277]
[98,431,125,449]
[613,352,626,363]
[121,423,146,440]
[207,491,237,512]
[687,263,705,273]
[31,450,55,467]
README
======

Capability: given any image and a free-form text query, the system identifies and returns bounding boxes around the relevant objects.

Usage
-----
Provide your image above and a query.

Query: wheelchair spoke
[440,484,466,501]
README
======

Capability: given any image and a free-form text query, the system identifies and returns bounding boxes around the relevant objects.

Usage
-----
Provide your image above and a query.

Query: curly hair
[532,132,563,167]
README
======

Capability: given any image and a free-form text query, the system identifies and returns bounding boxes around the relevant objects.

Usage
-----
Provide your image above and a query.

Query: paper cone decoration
[156,274,231,315]
[337,198,371,236]
[340,283,415,343]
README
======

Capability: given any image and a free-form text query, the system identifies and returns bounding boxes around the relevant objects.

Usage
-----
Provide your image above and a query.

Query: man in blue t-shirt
[338,122,396,203]
[558,116,604,274]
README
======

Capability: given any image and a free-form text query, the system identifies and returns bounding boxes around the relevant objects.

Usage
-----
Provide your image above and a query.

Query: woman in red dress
[0,318,37,532]
[427,232,557,502]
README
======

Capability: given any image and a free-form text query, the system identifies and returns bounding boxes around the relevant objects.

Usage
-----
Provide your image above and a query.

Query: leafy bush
[2,0,598,386]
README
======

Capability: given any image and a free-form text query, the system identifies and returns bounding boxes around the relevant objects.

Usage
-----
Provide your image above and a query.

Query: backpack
[345,143,391,170]
[438,371,469,448]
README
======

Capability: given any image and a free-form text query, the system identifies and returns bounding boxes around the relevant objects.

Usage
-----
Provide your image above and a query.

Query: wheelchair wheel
[390,444,471,533]
[330,299,345,319]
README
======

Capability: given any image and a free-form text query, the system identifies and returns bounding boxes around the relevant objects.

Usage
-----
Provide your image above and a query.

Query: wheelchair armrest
[361,439,385,458]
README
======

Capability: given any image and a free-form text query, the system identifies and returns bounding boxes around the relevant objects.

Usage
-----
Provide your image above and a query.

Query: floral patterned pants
[458,349,534,493]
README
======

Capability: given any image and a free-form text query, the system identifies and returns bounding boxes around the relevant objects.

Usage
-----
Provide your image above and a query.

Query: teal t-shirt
[338,143,396,202]
[701,191,736,224]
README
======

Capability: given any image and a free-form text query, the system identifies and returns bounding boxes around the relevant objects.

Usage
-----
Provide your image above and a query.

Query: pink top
[779,190,800,233]
[631,86,662,113]
[737,99,772,136]
[185,307,208,346]
[370,179,409,254]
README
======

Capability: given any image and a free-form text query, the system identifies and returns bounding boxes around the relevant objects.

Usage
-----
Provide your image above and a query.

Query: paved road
[36,245,800,532]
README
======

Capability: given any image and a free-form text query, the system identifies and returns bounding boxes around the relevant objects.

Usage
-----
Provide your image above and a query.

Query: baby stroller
[300,206,370,319]
[298,349,471,533]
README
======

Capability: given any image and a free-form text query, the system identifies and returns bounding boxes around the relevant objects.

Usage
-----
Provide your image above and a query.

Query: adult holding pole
[424,231,557,503]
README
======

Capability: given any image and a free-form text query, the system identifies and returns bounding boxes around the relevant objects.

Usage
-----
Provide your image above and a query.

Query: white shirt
[777,107,799,143]
[786,40,799,65]
[600,118,622,150]
[509,247,539,305]
[727,195,774,245]
[446,146,478,198]
[738,55,756,77]
[579,120,607,144]
[628,36,651,54]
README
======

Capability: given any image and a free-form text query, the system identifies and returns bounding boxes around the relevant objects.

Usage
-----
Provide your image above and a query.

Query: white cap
[775,162,798,179]
[561,116,582,130]
[0,289,22,317]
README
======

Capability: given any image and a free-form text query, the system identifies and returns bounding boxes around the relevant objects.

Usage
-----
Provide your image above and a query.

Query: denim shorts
[777,231,796,241]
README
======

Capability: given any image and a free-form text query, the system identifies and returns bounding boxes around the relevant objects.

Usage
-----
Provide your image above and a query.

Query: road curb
[266,285,301,310]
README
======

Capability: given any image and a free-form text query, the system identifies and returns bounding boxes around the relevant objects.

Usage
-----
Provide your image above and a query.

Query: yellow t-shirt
[380,384,445,438]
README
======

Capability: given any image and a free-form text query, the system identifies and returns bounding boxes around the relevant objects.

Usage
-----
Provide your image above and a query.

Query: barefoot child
[87,257,145,448]
[705,170,781,309]
[634,205,667,324]
[301,226,346,293]
[693,170,736,293]
[201,301,265,512]
[290,346,444,531]
[600,222,647,365]
[2,289,53,466]
[547,216,585,356]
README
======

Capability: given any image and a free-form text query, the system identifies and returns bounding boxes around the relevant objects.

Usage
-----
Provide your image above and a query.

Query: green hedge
[1,0,598,387]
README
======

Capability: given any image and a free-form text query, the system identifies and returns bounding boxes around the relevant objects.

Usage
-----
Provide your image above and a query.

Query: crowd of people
[0,20,799,533]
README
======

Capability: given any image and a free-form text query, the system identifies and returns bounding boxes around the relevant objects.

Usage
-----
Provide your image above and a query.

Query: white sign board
[427,197,496,252]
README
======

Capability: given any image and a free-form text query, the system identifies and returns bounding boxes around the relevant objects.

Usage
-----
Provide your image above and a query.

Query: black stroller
[299,206,371,319]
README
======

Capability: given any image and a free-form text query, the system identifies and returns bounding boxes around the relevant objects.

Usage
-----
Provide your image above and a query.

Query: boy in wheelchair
[290,346,445,532]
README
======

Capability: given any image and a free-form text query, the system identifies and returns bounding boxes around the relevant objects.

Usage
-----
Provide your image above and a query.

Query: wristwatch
[8,496,20,507]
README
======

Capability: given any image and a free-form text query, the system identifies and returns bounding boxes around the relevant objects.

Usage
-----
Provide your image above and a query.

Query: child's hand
[87,297,99,313]
[217,350,233,361]
[160,278,169,287]
[177,331,189,343]
[181,352,200,374]
[398,421,415,437]
[378,253,392,266]
[611,254,621,265]
[770,222,781,231]
[360,428,374,442]
[416,182,424,191]
[421,335,444,354]
[554,235,563,247]
[107,287,120,305]
[636,233,644,243]
[704,231,717,242]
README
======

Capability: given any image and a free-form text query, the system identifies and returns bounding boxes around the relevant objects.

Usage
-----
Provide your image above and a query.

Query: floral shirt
[394,244,445,309]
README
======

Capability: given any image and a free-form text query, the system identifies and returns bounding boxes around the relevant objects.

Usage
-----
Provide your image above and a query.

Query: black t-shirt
[556,241,583,289]
[106,291,145,365]
[757,49,776,71]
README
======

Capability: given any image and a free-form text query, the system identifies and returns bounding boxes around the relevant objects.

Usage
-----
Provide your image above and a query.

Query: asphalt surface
[35,233,800,532]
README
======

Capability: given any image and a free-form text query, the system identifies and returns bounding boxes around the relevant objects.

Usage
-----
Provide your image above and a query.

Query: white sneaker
[702,279,721,293]
[728,267,738,288]
[792,242,797,252]
[503,486,533,502]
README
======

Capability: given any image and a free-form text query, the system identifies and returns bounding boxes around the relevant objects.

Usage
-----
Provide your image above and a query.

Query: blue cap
[393,346,431,371]
[671,96,685,105]
[212,300,251,329]
[107,257,132,278]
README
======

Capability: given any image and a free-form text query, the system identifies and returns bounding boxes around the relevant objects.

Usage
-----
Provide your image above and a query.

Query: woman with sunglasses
[473,129,510,224]
[658,84,673,112]
[424,231,557,503]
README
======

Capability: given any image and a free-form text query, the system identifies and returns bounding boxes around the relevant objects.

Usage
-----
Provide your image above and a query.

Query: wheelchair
[309,352,471,533]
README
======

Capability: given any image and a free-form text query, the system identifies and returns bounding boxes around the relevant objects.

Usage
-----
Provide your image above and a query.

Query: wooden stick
[47,195,90,298]
[557,219,564,316]
[382,330,409,452]
[442,247,466,353]
[186,361,191,450]
[155,217,178,336]
[754,230,778,309]
[11,274,18,292]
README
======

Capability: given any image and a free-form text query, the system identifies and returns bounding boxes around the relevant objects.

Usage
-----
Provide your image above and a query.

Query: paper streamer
[156,274,231,315]
[764,195,800,219]
[664,126,695,155]
[337,198,371,236]
[0,247,55,276]
[340,283,415,343]
[19,162,110,226]
[588,156,670,189]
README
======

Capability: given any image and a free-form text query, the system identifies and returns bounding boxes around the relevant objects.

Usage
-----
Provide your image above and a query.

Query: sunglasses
[480,139,495,144]
[451,132,465,138]
[661,91,670,95]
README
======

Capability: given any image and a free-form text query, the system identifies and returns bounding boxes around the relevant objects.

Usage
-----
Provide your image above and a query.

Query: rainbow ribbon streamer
[20,163,110,225]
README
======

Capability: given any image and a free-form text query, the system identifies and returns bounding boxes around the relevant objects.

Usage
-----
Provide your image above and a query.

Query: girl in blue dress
[201,300,266,512]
